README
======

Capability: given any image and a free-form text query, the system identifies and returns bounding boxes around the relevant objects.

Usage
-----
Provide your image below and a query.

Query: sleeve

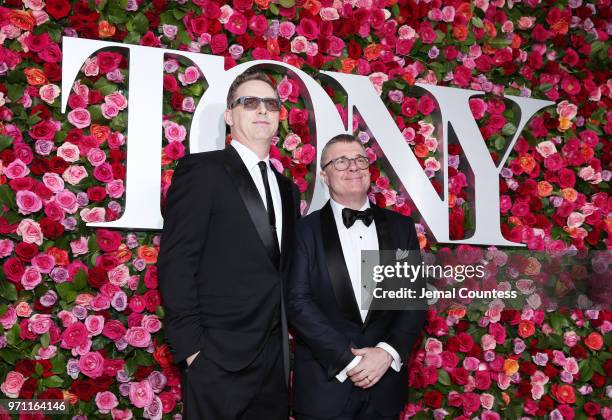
[157,156,211,364]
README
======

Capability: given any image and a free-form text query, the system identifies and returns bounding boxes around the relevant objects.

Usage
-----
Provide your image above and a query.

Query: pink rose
[480,393,495,410]
[319,7,339,20]
[294,144,315,165]
[178,66,200,86]
[16,190,43,215]
[108,264,130,287]
[68,108,91,128]
[290,36,308,54]
[32,253,55,273]
[70,237,89,256]
[535,140,557,158]
[463,356,480,371]
[79,351,105,378]
[283,133,301,151]
[4,159,30,179]
[279,21,295,38]
[480,333,497,350]
[101,102,120,119]
[85,315,105,336]
[42,173,65,192]
[56,190,79,213]
[28,313,52,334]
[57,142,81,162]
[474,371,492,390]
[129,380,154,408]
[17,219,44,245]
[80,207,106,223]
[0,371,26,398]
[87,148,107,166]
[225,12,248,35]
[141,315,162,333]
[425,338,443,354]
[326,36,345,57]
[469,98,486,119]
[277,76,293,101]
[39,84,60,104]
[82,57,99,76]
[96,391,119,413]
[21,266,42,290]
[164,121,187,142]
[105,92,128,110]
[15,302,32,318]
[567,212,585,228]
[125,327,151,348]
[563,331,579,347]
[106,180,125,198]
[62,165,88,185]
[0,305,17,329]
[108,132,125,149]
[93,163,114,183]
[0,239,14,258]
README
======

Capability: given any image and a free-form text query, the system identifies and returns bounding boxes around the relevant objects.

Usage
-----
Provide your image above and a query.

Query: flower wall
[0,0,610,418]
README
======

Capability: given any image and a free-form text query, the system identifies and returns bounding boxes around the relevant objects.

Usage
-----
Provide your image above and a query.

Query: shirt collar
[231,139,270,171]
[330,197,371,222]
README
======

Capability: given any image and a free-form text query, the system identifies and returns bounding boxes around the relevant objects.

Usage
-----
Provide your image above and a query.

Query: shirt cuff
[335,355,362,382]
[376,342,402,372]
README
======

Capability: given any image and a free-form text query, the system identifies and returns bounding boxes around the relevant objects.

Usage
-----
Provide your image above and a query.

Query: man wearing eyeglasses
[287,134,426,419]
[158,69,300,419]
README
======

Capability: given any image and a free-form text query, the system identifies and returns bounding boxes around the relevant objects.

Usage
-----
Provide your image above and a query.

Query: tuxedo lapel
[320,202,363,326]
[273,170,295,271]
[363,206,394,329]
[222,147,278,268]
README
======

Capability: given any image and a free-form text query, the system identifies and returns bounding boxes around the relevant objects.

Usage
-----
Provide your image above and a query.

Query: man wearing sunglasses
[158,70,300,419]
[287,134,427,419]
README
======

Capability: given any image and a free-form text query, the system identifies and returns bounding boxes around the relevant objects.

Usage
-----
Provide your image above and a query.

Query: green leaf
[51,352,67,375]
[493,136,506,151]
[123,32,142,45]
[437,368,451,386]
[7,84,24,102]
[502,123,516,136]
[73,269,88,291]
[489,37,512,49]
[6,324,20,346]
[0,135,13,150]
[133,13,149,34]
[41,332,50,349]
[0,281,17,301]
[55,282,75,301]
[42,375,64,387]
[35,362,43,376]
[0,349,22,364]
[0,304,7,316]
[579,359,594,382]
[471,16,484,28]
[278,0,295,7]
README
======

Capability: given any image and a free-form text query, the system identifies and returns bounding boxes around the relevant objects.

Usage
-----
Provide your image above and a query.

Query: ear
[224,109,233,126]
[320,169,329,187]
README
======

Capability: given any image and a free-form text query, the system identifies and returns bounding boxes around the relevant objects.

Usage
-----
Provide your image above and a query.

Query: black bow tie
[342,207,374,229]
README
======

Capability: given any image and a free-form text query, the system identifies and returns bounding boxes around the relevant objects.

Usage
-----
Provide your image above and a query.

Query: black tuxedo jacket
[287,202,427,418]
[158,146,300,377]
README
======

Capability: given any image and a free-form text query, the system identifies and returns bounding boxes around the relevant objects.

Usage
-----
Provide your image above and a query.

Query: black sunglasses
[229,96,281,112]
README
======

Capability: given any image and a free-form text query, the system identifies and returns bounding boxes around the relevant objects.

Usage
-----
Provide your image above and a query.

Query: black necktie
[258,161,280,266]
[342,207,374,229]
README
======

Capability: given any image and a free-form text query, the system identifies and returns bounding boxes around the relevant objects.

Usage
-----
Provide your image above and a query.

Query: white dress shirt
[329,198,402,382]
[231,140,283,248]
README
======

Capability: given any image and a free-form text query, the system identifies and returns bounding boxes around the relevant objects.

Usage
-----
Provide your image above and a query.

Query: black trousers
[180,330,287,420]
[296,387,399,420]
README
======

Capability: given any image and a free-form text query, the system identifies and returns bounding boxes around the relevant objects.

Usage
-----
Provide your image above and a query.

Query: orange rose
[452,25,468,41]
[417,233,427,250]
[161,149,173,166]
[517,320,535,338]
[456,3,472,22]
[363,44,382,61]
[552,384,575,404]
[98,20,116,38]
[401,72,415,86]
[507,216,523,227]
[501,392,510,406]
[115,243,132,263]
[448,193,456,208]
[138,245,158,264]
[519,154,536,173]
[584,332,603,351]
[558,117,572,131]
[523,257,541,276]
[254,0,271,8]
[537,181,553,197]
[47,247,69,266]
[90,124,110,144]
[503,358,519,376]
[561,188,577,202]
[484,21,497,38]
[447,306,466,319]
[24,68,47,86]
[267,38,280,56]
[303,0,321,16]
[9,10,35,31]
[340,58,357,74]
[415,143,429,158]
[63,390,79,405]
[279,106,288,122]
[511,34,522,49]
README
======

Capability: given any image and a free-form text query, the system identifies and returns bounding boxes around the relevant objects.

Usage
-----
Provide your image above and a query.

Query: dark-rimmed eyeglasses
[322,155,370,171]
[229,96,281,112]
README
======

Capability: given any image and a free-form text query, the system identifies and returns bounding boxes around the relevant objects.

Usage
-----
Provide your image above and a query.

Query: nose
[256,101,268,114]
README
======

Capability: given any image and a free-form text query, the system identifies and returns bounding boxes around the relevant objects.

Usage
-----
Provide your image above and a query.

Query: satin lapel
[273,170,294,270]
[320,202,363,326]
[363,206,394,329]
[222,147,278,267]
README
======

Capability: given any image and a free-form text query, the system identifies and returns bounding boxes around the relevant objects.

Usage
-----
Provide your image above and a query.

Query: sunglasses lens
[242,97,261,110]
[264,99,280,111]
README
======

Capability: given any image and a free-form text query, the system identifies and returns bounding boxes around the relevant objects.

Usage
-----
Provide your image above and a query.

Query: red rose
[423,390,443,408]
[102,319,127,341]
[140,31,160,47]
[9,177,34,192]
[39,217,64,240]
[70,378,98,401]
[88,89,104,104]
[3,257,25,283]
[87,266,107,288]
[202,1,221,19]
[15,242,38,262]
[189,15,209,35]
[163,74,179,93]
[296,18,319,40]
[450,367,469,385]
[584,332,603,350]
[96,229,122,252]
[43,62,61,81]
[28,120,56,140]
[29,103,52,120]
[144,289,161,312]
[30,157,50,175]
[103,359,125,377]
[159,391,177,414]
[45,0,71,20]
[210,33,228,54]
[552,384,576,404]
[48,156,69,174]
[453,65,472,88]
[87,186,107,202]
[583,402,600,415]
[288,108,309,126]
[474,371,492,390]
[144,266,158,289]
[153,343,173,368]
[232,0,253,12]
[18,378,37,399]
